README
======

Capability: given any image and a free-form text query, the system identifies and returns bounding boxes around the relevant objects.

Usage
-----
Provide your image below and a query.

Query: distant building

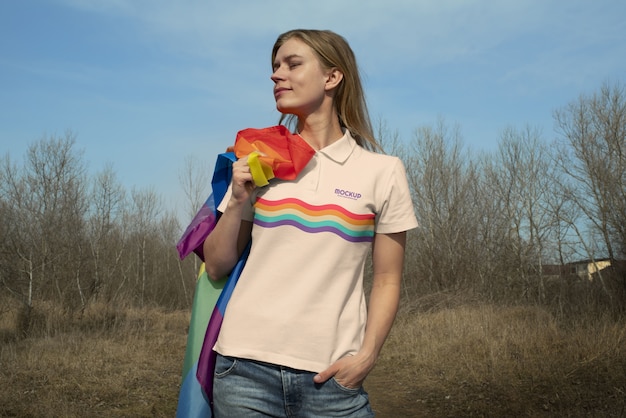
[567,259,612,281]
[542,258,613,281]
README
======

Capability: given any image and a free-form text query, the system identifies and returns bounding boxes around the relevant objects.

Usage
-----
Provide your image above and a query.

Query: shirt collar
[317,130,357,163]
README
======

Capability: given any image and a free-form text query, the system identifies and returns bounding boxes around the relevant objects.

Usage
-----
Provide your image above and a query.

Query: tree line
[0,133,196,329]
[391,81,625,315]
[1,82,624,334]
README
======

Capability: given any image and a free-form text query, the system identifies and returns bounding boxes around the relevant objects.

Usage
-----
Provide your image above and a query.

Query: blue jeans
[213,354,375,417]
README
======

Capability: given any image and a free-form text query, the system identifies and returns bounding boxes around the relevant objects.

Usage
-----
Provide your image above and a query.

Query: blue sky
[1,0,625,222]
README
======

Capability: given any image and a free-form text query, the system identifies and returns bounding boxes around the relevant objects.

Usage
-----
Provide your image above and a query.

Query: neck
[297,114,344,150]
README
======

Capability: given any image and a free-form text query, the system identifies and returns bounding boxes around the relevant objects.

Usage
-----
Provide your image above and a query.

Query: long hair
[271,29,380,151]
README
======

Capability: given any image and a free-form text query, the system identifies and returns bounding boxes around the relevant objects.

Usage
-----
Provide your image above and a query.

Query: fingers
[313,356,368,388]
[230,157,255,201]
[232,159,253,183]
[313,368,334,384]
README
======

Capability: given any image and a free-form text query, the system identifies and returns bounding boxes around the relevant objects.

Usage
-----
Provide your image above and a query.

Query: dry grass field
[1,300,625,417]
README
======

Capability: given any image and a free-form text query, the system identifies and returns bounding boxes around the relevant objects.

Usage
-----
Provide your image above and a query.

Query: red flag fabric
[234,125,315,185]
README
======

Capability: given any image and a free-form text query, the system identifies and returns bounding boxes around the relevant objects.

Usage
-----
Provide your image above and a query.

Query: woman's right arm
[203,157,255,280]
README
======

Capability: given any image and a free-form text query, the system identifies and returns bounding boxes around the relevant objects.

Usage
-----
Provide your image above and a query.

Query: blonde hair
[271,29,380,151]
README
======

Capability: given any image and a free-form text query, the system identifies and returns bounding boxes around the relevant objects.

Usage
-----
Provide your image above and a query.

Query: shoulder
[336,132,408,177]
[351,146,406,173]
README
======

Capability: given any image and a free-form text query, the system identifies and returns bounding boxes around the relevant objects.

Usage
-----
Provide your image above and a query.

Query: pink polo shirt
[215,130,418,372]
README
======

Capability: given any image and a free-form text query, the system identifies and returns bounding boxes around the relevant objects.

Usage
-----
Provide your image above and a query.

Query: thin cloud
[51,0,625,84]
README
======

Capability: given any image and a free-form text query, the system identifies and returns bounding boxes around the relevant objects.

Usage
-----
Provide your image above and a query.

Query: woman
[203,29,418,417]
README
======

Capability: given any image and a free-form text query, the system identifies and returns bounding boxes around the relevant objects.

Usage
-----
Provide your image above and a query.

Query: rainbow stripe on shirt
[253,197,375,243]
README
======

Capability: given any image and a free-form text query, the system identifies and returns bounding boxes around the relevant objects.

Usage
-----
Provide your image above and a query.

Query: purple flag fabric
[176,152,236,261]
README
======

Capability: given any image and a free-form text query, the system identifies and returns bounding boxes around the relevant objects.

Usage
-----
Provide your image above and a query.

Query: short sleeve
[375,158,418,234]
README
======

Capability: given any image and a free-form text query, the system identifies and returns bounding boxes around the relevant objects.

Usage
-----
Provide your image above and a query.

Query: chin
[276,103,298,116]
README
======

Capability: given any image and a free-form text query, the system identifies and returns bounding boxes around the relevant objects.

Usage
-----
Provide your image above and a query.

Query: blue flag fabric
[176,152,241,418]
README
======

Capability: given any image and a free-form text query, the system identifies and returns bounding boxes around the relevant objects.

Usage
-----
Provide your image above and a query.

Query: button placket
[303,153,320,191]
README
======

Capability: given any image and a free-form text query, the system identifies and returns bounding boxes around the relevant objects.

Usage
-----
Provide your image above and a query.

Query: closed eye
[272,53,304,72]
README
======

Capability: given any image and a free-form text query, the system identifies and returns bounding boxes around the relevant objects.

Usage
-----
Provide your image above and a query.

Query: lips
[274,87,290,97]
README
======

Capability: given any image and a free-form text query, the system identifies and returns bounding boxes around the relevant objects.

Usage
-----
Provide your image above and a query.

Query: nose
[271,65,285,83]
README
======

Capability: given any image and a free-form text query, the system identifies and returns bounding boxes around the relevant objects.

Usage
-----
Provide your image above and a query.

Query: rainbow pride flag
[175,152,236,417]
[175,127,314,417]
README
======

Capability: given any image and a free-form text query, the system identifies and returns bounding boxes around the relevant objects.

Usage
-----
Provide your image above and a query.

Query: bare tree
[0,132,90,334]
[127,187,163,307]
[155,210,191,307]
[483,126,564,302]
[554,82,626,262]
[177,154,212,275]
[375,118,403,156]
[85,164,128,305]
[1,134,87,296]
[403,118,483,297]
[0,154,30,307]
[0,131,200,321]
[178,154,211,221]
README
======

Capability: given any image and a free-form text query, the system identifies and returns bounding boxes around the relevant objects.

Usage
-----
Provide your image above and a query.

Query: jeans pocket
[214,354,238,378]
[330,377,361,394]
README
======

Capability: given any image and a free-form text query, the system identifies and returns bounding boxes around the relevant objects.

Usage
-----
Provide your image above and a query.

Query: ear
[324,67,344,91]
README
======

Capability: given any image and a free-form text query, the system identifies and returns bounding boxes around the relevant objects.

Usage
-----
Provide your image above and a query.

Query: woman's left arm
[314,231,407,387]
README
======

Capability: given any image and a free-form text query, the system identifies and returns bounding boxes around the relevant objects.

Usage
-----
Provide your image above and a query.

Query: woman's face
[271,38,331,118]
